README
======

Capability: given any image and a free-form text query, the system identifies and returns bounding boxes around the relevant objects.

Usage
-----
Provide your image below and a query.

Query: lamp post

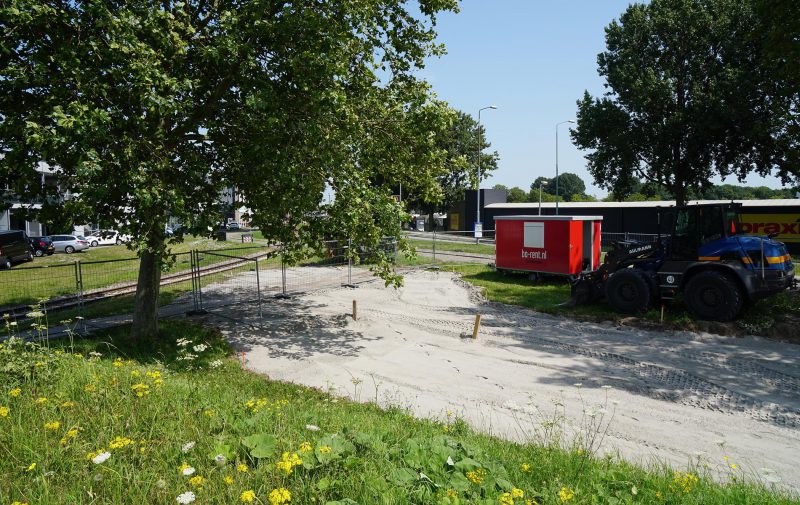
[555,119,575,215]
[476,105,497,238]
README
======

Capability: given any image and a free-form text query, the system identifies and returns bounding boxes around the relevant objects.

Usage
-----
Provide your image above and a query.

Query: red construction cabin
[494,215,603,276]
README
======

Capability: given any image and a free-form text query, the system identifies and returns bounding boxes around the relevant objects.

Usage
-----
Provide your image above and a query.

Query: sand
[206,268,800,492]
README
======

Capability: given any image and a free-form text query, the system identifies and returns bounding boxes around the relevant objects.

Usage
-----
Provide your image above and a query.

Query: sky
[420,0,787,198]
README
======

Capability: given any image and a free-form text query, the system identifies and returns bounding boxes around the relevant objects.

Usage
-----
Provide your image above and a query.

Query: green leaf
[241,433,276,459]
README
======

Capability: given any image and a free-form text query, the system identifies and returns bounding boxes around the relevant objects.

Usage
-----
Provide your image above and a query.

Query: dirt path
[208,269,800,492]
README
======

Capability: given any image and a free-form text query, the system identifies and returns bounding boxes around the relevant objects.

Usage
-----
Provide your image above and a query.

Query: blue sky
[420,0,784,197]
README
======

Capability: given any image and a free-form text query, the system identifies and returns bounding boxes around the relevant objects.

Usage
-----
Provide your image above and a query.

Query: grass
[1,320,795,504]
[407,238,496,256]
[0,237,273,310]
[446,264,800,337]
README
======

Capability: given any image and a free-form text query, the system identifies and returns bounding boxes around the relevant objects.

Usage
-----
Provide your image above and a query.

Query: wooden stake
[240,351,246,370]
[660,304,665,323]
[352,300,358,321]
[472,314,481,339]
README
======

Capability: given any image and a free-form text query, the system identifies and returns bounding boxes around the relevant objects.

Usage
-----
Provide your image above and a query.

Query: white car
[88,230,129,247]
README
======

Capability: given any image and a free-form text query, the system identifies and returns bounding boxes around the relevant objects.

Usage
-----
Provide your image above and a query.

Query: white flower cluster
[209,360,223,369]
[181,441,196,453]
[92,452,111,465]
[176,338,192,347]
[176,491,196,504]
[193,343,209,353]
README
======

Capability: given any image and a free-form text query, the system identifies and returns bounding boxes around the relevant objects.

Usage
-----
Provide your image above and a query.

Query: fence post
[75,260,85,332]
[278,246,289,298]
[347,238,353,286]
[432,228,437,263]
[254,258,263,319]
[190,250,198,312]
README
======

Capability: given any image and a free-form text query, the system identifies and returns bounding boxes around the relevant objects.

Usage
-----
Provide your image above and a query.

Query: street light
[476,105,497,237]
[555,119,575,215]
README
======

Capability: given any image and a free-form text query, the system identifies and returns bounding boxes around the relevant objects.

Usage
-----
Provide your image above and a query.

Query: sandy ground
[204,268,800,492]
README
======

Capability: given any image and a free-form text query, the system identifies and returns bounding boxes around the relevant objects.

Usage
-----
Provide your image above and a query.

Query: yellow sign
[449,213,460,230]
[740,213,800,243]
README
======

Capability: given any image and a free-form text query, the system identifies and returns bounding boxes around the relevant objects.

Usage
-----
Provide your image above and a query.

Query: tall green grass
[0,321,795,504]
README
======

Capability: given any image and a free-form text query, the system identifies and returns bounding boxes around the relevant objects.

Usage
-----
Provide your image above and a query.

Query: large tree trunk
[131,248,163,340]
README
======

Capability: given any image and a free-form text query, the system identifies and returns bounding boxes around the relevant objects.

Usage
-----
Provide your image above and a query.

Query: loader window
[698,206,724,243]
[670,208,698,259]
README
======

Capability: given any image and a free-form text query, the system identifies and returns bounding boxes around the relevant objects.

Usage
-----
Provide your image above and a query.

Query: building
[446,188,507,231]
[484,199,800,253]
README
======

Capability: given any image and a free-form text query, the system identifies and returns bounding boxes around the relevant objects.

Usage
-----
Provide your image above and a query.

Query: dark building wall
[453,189,508,231]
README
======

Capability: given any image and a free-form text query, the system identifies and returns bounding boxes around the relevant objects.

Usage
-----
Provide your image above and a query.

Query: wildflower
[109,437,134,450]
[146,370,162,379]
[465,468,486,485]
[730,463,738,470]
[193,343,209,353]
[181,441,196,453]
[113,358,124,367]
[268,488,291,505]
[34,397,47,404]
[84,384,97,393]
[130,383,150,397]
[299,442,312,453]
[26,310,44,318]
[25,462,36,472]
[446,489,457,498]
[724,455,729,461]
[318,446,332,454]
[188,475,206,488]
[176,338,191,347]
[203,409,215,418]
[153,378,164,387]
[44,421,61,431]
[573,383,582,388]
[89,351,102,359]
[209,359,223,368]
[0,406,9,418]
[61,401,75,408]
[176,491,196,504]
[558,487,575,502]
[214,454,227,466]
[656,491,663,499]
[499,492,514,505]
[178,463,196,476]
[224,475,234,485]
[276,452,302,475]
[521,463,531,472]
[9,388,21,397]
[92,451,111,464]
[240,490,256,503]
[237,463,249,473]
[672,471,699,494]
[512,488,524,499]
[130,370,141,378]
[305,424,320,432]
[11,501,28,505]
[60,428,80,445]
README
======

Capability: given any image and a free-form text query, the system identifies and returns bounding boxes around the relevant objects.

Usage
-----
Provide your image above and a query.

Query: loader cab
[663,203,741,260]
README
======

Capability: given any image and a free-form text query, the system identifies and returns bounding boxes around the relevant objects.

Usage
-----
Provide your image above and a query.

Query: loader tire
[684,270,743,322]
[605,269,652,314]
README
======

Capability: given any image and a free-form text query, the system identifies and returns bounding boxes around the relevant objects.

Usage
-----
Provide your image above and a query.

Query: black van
[0,230,33,269]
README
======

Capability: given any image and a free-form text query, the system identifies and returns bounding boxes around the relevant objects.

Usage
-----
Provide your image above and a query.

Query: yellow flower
[318,445,332,454]
[25,462,36,472]
[153,378,164,387]
[224,475,234,485]
[656,491,663,499]
[188,475,206,488]
[113,358,124,367]
[672,471,699,495]
[512,488,524,499]
[130,383,150,397]
[59,427,79,445]
[146,370,161,379]
[723,455,729,461]
[446,489,457,498]
[0,406,9,418]
[465,468,486,485]
[34,397,47,404]
[730,463,738,470]
[44,421,61,431]
[130,370,141,378]
[237,463,249,473]
[500,492,514,505]
[108,437,134,450]
[204,409,215,418]
[299,442,312,453]
[520,463,531,472]
[276,452,303,475]
[86,449,106,461]
[268,488,291,505]
[9,388,21,397]
[61,401,75,408]
[84,384,97,393]
[240,490,256,503]
[11,501,28,505]
[558,486,575,502]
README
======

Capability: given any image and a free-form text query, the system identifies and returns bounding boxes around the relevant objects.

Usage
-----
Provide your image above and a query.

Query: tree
[572,0,785,205]
[403,109,499,216]
[0,0,458,339]
[527,173,587,201]
[507,187,528,203]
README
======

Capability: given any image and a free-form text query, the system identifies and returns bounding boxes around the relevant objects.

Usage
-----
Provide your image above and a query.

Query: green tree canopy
[572,0,795,205]
[0,0,458,338]
[527,172,587,201]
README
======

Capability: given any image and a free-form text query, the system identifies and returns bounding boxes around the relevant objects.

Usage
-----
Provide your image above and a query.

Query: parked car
[88,230,126,247]
[226,222,241,230]
[0,230,33,268]
[28,236,55,257]
[51,234,90,254]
